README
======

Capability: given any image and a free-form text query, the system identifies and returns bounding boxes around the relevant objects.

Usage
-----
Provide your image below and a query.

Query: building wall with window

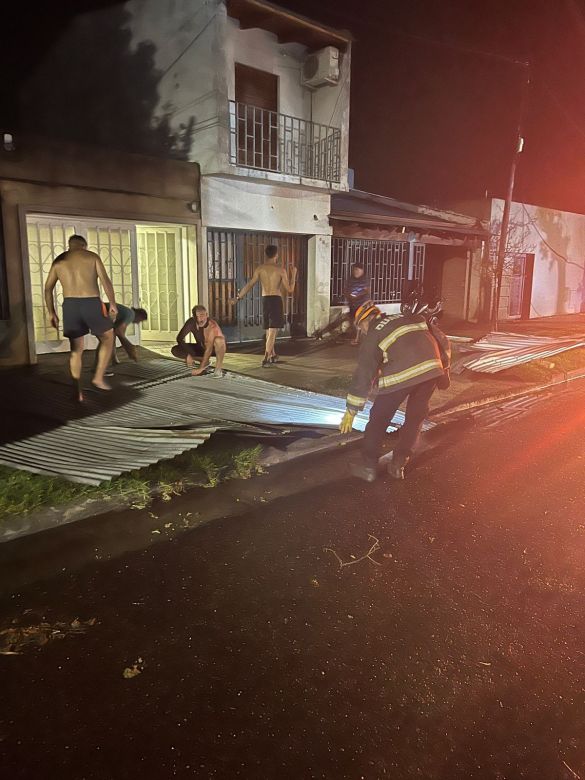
[125,0,351,188]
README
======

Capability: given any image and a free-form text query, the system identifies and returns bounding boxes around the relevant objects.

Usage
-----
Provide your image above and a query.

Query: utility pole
[491,62,531,331]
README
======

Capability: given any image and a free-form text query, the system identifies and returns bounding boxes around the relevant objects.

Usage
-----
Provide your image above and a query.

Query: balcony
[228,100,341,185]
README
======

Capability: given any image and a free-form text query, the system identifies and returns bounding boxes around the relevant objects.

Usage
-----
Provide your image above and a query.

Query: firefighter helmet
[401,290,443,319]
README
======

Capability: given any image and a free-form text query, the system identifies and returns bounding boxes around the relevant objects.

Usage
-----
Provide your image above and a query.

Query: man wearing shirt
[171,305,226,377]
[107,303,148,363]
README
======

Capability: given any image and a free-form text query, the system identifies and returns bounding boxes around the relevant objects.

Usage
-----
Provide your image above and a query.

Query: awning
[331,191,488,238]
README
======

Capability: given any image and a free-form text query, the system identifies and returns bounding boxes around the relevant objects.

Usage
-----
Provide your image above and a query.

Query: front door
[235,63,279,172]
[507,253,534,319]
[207,229,307,343]
[136,225,196,342]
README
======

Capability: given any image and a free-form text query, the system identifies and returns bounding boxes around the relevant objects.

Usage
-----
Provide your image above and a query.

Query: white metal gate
[137,225,197,342]
[25,215,197,356]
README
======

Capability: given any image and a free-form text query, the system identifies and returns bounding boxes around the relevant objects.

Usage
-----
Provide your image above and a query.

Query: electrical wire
[158,12,218,82]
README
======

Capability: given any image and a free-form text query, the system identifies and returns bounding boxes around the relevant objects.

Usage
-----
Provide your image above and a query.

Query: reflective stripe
[379,321,428,352]
[346,393,367,408]
[378,359,443,388]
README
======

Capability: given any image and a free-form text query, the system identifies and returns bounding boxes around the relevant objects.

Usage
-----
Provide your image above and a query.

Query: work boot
[350,459,378,483]
[387,452,410,480]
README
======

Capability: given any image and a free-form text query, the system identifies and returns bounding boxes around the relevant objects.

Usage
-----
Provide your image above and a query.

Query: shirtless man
[171,304,226,377]
[44,235,118,400]
[234,245,297,367]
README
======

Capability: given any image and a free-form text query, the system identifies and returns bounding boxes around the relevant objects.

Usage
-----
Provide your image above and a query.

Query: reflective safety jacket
[346,313,449,412]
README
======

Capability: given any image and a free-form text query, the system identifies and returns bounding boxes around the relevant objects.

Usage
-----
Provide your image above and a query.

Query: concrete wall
[127,0,228,173]
[202,176,330,234]
[490,199,585,318]
[201,175,332,333]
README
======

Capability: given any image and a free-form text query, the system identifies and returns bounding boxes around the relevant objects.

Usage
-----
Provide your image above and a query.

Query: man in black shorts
[44,239,117,400]
[172,305,226,377]
[234,245,297,367]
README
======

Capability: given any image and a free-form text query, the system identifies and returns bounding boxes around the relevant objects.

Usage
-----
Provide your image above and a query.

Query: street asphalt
[1,383,584,779]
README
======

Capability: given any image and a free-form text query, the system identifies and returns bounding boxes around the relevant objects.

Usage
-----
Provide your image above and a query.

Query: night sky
[2,0,585,214]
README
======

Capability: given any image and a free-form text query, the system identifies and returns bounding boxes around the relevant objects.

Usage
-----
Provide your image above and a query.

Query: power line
[158,11,218,82]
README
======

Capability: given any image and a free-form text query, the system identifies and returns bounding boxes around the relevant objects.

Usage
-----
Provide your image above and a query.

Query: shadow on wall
[19,6,194,161]
[534,208,571,315]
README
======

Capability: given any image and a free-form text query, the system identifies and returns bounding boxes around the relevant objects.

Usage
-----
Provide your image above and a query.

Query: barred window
[330,238,425,306]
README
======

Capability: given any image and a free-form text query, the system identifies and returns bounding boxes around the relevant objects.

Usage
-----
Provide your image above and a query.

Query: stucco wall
[127,0,228,173]
[491,198,585,318]
[201,175,332,333]
[201,176,331,234]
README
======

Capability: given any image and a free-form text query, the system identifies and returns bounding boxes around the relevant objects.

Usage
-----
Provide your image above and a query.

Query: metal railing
[228,100,341,184]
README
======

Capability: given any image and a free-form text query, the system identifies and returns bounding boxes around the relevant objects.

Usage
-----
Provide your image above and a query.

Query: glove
[340,409,356,434]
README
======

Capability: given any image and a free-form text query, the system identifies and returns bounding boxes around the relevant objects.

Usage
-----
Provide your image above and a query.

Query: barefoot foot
[91,379,112,391]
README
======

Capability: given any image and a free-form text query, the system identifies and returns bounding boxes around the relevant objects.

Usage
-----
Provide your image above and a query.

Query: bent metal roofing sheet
[1,370,432,484]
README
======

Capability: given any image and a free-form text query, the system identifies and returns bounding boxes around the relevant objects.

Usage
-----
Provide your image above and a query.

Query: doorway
[507,253,534,319]
[25,214,197,356]
[234,63,279,171]
[207,229,307,342]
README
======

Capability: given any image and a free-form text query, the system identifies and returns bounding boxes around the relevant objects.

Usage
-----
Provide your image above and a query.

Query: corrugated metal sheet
[2,368,433,484]
[0,426,215,485]
[454,332,585,374]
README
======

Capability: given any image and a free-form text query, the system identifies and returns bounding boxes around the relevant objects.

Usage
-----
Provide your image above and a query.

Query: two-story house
[20,0,352,349]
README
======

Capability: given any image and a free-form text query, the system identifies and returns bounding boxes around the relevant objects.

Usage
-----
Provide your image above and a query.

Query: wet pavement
[1,384,585,779]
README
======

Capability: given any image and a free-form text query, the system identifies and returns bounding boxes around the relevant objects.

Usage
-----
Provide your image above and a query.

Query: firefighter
[339,295,451,481]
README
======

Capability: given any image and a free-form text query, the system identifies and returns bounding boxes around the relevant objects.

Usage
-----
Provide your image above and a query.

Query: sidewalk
[163,338,531,416]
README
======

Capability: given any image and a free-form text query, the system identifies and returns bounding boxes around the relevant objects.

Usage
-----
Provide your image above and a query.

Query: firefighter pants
[362,378,437,464]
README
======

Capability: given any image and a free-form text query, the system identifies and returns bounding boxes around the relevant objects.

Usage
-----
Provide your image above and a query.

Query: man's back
[257,263,286,297]
[54,249,101,298]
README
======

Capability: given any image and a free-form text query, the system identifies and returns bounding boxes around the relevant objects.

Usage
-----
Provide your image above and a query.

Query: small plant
[231,445,263,479]
[191,455,221,488]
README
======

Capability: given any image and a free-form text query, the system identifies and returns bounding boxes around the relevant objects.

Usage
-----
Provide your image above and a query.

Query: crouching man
[339,297,450,481]
[171,305,226,377]
[108,304,148,363]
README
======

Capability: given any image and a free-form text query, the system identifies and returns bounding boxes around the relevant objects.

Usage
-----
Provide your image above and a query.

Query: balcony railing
[228,100,341,184]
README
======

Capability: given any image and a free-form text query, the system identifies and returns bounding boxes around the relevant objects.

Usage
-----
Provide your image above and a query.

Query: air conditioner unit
[301,46,340,88]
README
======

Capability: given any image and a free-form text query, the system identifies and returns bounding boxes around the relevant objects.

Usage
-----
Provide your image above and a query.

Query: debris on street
[454,332,585,374]
[324,534,382,569]
[122,658,145,679]
[0,617,96,655]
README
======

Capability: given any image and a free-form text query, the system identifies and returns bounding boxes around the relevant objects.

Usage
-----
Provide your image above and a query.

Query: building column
[306,234,331,336]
